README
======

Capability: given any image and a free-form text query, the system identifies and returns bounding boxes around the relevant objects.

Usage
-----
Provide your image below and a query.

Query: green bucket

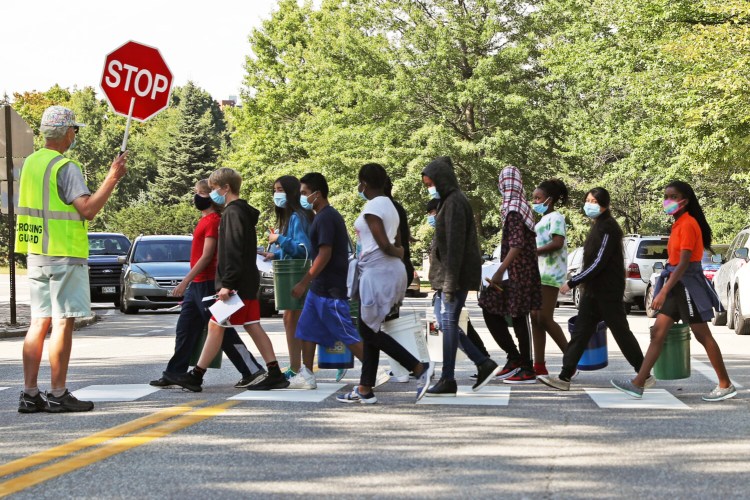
[273,259,311,310]
[653,323,691,380]
[189,326,222,369]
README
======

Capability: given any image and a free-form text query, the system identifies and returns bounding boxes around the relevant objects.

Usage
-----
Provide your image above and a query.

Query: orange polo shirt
[668,213,703,266]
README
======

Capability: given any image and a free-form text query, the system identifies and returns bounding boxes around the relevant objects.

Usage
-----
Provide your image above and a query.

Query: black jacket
[392,199,414,283]
[568,210,625,299]
[215,199,260,300]
[422,157,482,293]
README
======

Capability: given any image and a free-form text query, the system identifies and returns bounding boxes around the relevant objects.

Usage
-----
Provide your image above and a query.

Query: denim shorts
[28,264,91,318]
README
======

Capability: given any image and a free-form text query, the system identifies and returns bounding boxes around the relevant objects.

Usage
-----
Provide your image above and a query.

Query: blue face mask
[427,214,436,228]
[428,186,440,199]
[273,192,287,208]
[358,189,368,202]
[68,139,77,150]
[210,189,225,205]
[584,202,601,218]
[300,192,315,210]
[532,199,549,215]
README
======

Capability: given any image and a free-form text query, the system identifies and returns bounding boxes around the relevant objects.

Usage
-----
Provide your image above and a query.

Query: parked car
[644,246,728,319]
[257,246,276,318]
[557,247,584,308]
[118,235,192,314]
[712,226,750,334]
[480,244,504,292]
[87,232,131,307]
[622,234,670,313]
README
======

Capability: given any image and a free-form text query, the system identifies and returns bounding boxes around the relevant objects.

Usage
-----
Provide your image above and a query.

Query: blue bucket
[316,300,357,369]
[569,315,608,371]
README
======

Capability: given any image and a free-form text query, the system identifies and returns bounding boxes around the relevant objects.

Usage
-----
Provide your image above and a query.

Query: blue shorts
[295,290,361,348]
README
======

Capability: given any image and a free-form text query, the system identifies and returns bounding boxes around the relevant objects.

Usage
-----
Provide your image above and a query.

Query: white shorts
[28,264,91,318]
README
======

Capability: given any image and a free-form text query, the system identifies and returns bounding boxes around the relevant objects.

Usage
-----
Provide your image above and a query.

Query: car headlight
[129,270,158,286]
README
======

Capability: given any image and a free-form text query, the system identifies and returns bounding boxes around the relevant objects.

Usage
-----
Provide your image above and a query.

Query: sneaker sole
[495,367,521,381]
[246,380,290,391]
[538,377,570,391]
[610,380,642,399]
[335,370,347,383]
[18,406,44,414]
[425,392,457,397]
[473,365,503,392]
[287,384,317,390]
[415,363,436,401]
[44,405,94,413]
[702,391,737,402]
[503,378,537,385]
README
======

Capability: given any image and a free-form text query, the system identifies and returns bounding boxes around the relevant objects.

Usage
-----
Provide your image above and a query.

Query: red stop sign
[100,41,173,122]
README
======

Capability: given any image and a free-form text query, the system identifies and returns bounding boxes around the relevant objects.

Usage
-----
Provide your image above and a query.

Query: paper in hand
[256,254,273,274]
[208,293,244,324]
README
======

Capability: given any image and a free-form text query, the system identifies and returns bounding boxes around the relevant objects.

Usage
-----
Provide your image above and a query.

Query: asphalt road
[0,292,749,499]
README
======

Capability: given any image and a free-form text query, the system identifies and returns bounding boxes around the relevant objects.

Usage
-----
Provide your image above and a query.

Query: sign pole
[3,105,16,325]
[120,97,135,153]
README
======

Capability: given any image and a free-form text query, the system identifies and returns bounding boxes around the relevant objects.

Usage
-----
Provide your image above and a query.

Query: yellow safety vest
[15,148,88,258]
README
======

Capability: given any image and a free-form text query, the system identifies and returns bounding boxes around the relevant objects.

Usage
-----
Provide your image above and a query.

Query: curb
[0,314,99,339]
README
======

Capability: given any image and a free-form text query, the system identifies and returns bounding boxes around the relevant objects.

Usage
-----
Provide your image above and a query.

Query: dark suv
[87,232,131,307]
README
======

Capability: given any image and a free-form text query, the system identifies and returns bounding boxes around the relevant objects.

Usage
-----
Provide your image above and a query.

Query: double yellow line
[0,400,238,497]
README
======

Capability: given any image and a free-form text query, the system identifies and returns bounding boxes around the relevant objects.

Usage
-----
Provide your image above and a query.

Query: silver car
[118,235,192,314]
[622,235,669,313]
[712,226,750,332]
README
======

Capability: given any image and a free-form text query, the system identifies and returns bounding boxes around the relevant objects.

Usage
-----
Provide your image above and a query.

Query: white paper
[256,254,273,274]
[208,294,244,324]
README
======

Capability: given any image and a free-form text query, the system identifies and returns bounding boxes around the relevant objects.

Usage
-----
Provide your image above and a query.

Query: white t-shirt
[535,211,568,287]
[354,196,399,258]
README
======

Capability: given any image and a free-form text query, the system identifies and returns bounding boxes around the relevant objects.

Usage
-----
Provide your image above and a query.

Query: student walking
[336,164,434,404]
[611,181,736,401]
[530,179,570,376]
[421,156,500,396]
[259,175,313,380]
[150,180,265,390]
[480,166,543,384]
[538,187,652,391]
[165,168,289,391]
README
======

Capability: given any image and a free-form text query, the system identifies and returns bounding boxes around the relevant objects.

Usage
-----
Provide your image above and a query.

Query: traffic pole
[3,105,17,325]
[120,97,135,154]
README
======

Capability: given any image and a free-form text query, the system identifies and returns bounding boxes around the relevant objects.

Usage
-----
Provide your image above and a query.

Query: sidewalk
[0,302,97,339]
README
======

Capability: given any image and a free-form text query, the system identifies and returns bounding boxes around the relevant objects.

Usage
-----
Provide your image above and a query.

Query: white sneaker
[374,368,391,388]
[287,366,317,390]
[387,370,410,383]
[644,375,656,389]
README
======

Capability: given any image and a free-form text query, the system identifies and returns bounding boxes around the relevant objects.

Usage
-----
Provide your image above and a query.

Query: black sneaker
[244,370,289,390]
[425,378,458,397]
[44,390,94,413]
[18,391,47,413]
[163,370,203,392]
[473,359,501,392]
[234,369,267,388]
[149,377,174,387]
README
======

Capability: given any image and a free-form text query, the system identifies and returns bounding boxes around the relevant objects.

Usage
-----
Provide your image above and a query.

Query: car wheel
[573,288,581,309]
[727,287,736,329]
[734,289,750,335]
[712,310,727,326]
[120,289,138,314]
[645,284,657,318]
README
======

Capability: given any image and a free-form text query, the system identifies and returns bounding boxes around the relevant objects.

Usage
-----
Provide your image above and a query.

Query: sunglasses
[73,126,79,134]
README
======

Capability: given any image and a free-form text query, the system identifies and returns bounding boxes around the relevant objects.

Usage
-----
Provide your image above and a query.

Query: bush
[101,200,200,240]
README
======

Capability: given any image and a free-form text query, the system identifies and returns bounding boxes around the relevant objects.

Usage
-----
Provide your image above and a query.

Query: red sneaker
[503,369,537,385]
[496,360,522,380]
[533,362,549,376]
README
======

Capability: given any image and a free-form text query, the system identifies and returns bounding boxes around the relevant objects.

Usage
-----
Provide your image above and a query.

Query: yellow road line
[0,401,238,498]
[0,400,205,479]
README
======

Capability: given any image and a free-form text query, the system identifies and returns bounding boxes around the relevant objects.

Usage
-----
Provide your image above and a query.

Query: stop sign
[101,41,173,122]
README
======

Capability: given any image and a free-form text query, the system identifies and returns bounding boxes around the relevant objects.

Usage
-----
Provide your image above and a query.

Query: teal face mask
[428,186,440,199]
[427,214,436,227]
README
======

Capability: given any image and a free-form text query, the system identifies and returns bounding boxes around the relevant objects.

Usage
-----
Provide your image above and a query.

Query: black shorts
[658,282,702,324]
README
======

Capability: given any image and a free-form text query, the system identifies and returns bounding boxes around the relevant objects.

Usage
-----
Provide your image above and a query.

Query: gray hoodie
[422,157,482,293]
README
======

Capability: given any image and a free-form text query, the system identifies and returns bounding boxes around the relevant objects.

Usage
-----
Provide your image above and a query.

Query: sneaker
[44,390,94,413]
[288,366,317,390]
[503,368,537,384]
[702,384,737,402]
[426,378,458,397]
[234,369,267,388]
[469,374,478,380]
[374,368,391,388]
[387,370,410,383]
[537,375,570,391]
[149,377,174,388]
[644,375,656,389]
[163,370,203,393]
[283,368,297,381]
[335,369,347,382]
[473,359,501,391]
[415,362,435,401]
[610,379,643,399]
[496,360,522,381]
[18,391,46,413]
[533,363,549,376]
[245,370,290,390]
[336,388,377,405]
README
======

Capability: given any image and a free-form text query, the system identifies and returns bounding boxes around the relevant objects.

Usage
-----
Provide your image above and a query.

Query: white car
[712,226,750,334]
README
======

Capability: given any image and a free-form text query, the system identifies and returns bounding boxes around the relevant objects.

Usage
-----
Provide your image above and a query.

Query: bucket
[189,326,222,369]
[569,315,608,371]
[317,300,357,369]
[653,323,691,380]
[273,258,311,310]
[383,313,431,375]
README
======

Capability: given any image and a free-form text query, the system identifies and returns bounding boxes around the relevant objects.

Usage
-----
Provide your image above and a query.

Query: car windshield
[636,241,668,260]
[133,241,192,263]
[702,250,719,265]
[88,236,130,256]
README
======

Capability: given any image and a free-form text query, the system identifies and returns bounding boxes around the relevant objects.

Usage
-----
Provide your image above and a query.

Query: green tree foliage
[105,199,199,240]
